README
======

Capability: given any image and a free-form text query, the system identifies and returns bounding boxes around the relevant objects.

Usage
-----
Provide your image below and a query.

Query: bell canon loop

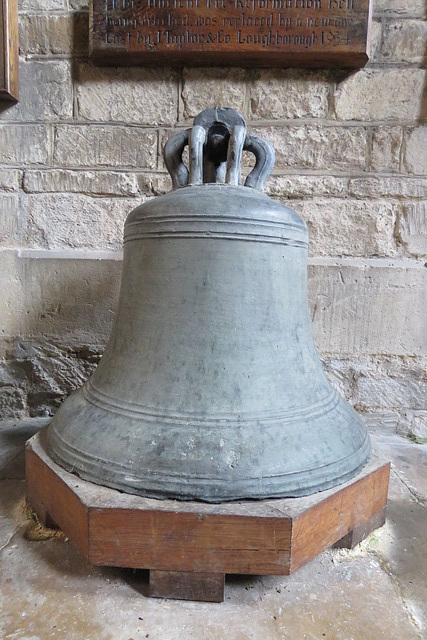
[47,107,371,503]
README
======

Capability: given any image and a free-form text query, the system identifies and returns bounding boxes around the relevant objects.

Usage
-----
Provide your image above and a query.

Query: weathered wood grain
[89,509,292,574]
[290,463,390,572]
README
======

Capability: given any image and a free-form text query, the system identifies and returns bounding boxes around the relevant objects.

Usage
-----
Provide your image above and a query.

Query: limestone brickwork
[0,0,426,437]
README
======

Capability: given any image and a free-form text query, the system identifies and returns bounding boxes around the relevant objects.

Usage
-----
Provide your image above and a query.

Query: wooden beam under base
[150,570,225,603]
[26,429,390,603]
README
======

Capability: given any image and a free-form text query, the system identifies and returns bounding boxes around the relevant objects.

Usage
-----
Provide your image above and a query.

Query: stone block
[136,172,172,196]
[0,387,26,419]
[0,60,72,123]
[11,251,122,346]
[6,338,102,416]
[11,339,101,392]
[320,355,357,400]
[400,411,427,439]
[181,68,247,120]
[68,0,88,8]
[296,200,398,257]
[321,355,427,420]
[0,252,22,344]
[267,175,350,200]
[348,177,427,199]
[255,125,368,171]
[0,194,20,247]
[335,69,426,122]
[23,194,138,250]
[0,169,20,192]
[19,13,88,55]
[53,125,157,169]
[404,127,427,176]
[381,20,427,65]
[362,411,402,435]
[373,0,426,18]
[23,169,140,197]
[308,260,427,356]
[397,202,427,258]
[370,127,403,173]
[250,70,330,120]
[367,19,383,62]
[76,64,179,126]
[18,0,65,9]
[0,125,50,165]
[350,357,427,412]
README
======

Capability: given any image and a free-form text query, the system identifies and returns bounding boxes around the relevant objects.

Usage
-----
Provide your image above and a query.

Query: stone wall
[1,0,426,437]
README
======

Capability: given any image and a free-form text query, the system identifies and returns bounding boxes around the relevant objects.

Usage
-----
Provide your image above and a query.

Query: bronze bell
[47,107,371,503]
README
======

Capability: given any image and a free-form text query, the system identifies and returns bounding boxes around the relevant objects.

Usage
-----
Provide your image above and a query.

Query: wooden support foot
[149,570,225,602]
[26,494,59,530]
[333,508,387,549]
[40,511,60,530]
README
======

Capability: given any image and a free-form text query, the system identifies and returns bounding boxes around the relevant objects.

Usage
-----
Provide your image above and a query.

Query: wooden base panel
[26,429,390,603]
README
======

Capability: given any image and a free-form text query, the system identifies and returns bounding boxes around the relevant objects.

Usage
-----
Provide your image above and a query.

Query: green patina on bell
[47,107,371,502]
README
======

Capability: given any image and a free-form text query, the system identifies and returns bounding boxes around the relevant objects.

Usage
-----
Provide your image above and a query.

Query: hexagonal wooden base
[26,429,390,603]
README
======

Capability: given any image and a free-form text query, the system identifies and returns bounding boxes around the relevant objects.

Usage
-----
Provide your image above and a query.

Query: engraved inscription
[91,0,371,66]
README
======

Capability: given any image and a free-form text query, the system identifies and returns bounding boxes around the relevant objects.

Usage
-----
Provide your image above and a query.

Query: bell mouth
[48,428,371,503]
[47,386,371,503]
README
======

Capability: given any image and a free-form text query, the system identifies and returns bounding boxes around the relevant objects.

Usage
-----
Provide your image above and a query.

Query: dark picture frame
[0,0,18,101]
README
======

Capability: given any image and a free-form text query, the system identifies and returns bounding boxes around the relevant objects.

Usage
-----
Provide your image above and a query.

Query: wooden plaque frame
[26,429,389,602]
[0,0,18,101]
[90,0,373,68]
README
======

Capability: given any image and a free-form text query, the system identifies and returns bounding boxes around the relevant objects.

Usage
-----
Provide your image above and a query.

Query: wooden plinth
[26,429,390,603]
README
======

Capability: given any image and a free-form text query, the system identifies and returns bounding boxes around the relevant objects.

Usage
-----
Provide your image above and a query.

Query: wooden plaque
[90,0,373,67]
[0,0,18,101]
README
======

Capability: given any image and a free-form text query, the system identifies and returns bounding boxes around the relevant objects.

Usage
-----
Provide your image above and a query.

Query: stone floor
[0,419,426,640]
